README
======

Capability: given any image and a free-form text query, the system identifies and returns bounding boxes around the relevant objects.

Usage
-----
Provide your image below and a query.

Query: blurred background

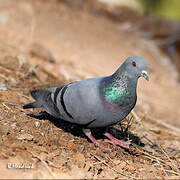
[0,0,180,179]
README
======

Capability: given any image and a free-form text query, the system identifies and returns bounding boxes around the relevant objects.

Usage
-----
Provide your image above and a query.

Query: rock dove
[23,56,149,149]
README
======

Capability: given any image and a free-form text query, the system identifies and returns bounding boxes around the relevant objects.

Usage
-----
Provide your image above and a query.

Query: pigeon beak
[141,70,149,81]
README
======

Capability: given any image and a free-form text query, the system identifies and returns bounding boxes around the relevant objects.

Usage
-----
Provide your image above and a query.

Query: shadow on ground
[27,111,145,149]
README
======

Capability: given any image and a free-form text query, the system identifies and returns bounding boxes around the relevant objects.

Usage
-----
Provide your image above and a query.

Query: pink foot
[104,132,131,149]
[83,129,110,151]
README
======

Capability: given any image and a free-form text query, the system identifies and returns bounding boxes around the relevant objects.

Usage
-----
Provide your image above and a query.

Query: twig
[142,135,156,146]
[90,153,139,179]
[135,146,180,176]
[142,155,180,176]
[131,110,142,124]
[0,73,9,81]
[0,151,9,158]
[131,111,180,137]
[156,159,169,178]
[147,115,180,135]
[41,160,57,179]
[135,145,168,164]
[162,169,180,176]
[2,102,14,113]
[158,144,179,173]
[0,65,12,73]
[2,100,26,113]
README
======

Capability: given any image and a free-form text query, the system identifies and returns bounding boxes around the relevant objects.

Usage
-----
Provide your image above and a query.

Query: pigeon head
[101,56,148,109]
[119,56,149,81]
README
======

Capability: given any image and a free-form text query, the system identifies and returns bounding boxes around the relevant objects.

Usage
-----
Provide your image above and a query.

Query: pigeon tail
[23,101,41,109]
[23,89,52,109]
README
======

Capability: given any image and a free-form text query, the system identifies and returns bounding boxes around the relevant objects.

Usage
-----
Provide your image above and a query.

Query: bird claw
[83,130,111,151]
[104,132,131,149]
[83,129,131,151]
[105,138,130,149]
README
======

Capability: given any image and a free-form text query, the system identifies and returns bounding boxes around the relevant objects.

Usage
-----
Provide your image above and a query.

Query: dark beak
[141,70,149,81]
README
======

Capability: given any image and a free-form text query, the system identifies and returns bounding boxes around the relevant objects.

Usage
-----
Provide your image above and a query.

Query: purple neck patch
[103,100,120,113]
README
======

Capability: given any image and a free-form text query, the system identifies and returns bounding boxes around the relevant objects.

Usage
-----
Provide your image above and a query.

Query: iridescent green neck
[101,74,136,105]
[103,84,130,104]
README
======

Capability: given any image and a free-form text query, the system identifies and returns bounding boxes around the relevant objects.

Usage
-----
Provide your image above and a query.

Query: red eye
[132,61,136,67]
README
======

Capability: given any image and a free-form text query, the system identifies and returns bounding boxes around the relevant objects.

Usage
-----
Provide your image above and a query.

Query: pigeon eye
[132,61,136,67]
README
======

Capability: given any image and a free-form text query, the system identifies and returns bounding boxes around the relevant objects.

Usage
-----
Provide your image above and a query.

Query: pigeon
[23,56,149,149]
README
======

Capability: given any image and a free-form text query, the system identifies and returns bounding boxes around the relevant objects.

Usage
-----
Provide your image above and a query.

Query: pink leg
[104,132,131,149]
[83,129,110,150]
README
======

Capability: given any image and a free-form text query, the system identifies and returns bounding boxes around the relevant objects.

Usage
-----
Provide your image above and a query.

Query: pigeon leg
[83,129,109,150]
[104,132,131,149]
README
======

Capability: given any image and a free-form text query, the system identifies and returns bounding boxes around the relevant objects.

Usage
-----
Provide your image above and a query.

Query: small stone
[17,55,27,67]
[149,128,161,134]
[18,133,34,141]
[34,121,40,128]
[0,86,8,91]
[11,123,17,129]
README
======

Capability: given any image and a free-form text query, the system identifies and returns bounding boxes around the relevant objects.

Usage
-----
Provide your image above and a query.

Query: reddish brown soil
[0,0,180,179]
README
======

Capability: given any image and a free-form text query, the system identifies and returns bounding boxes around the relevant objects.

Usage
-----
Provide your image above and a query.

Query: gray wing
[51,77,104,125]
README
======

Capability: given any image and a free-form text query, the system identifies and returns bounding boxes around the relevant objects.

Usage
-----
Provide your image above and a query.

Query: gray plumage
[23,56,148,148]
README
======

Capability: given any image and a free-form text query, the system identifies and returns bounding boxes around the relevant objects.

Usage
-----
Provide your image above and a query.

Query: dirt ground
[0,0,180,179]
